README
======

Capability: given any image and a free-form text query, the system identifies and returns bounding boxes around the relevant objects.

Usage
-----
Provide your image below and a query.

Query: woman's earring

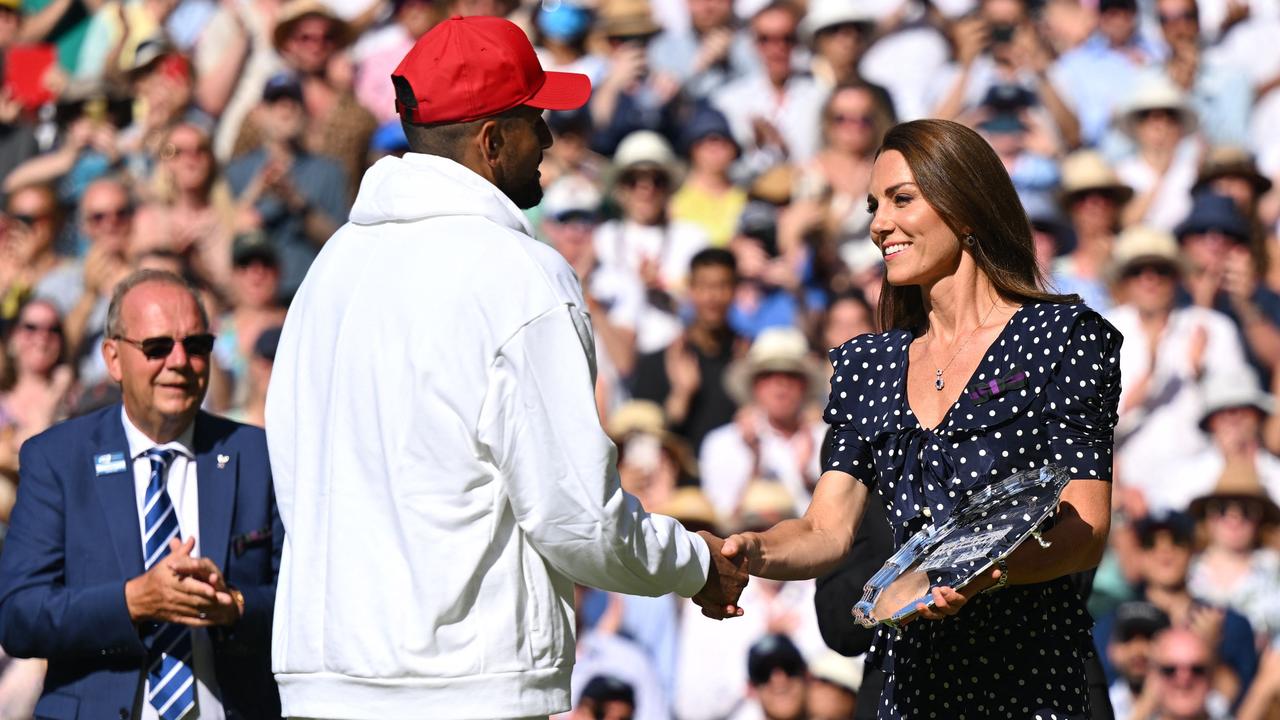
[963,233,977,246]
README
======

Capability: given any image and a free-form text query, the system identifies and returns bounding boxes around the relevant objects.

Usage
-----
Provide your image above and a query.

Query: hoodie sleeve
[476,302,710,598]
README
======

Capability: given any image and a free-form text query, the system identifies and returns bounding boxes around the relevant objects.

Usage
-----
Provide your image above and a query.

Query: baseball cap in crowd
[393,16,591,125]
[1020,190,1076,256]
[370,119,410,155]
[541,175,602,223]
[808,650,865,694]
[747,634,806,686]
[232,231,280,268]
[262,72,304,104]
[253,326,284,362]
[1134,510,1196,547]
[1112,601,1170,642]
[579,675,636,707]
[682,105,739,156]
[128,36,189,83]
[1174,192,1251,244]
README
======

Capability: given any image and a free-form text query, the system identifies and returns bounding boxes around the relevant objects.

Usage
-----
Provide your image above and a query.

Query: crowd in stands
[2,0,1280,716]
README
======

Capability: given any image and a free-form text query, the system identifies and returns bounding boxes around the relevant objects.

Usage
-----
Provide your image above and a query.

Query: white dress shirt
[121,408,225,720]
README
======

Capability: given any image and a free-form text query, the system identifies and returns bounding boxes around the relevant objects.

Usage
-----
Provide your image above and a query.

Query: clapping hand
[692,531,749,620]
[124,537,241,627]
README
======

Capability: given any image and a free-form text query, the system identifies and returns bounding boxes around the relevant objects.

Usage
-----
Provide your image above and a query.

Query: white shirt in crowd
[122,409,225,720]
[711,72,828,165]
[699,417,825,521]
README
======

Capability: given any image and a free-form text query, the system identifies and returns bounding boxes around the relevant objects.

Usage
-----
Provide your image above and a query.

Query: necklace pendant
[934,370,945,391]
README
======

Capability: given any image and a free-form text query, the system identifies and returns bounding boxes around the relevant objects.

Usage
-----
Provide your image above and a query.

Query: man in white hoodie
[265,16,748,720]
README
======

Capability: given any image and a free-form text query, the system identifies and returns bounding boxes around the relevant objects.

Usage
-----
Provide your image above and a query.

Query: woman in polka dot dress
[714,120,1122,719]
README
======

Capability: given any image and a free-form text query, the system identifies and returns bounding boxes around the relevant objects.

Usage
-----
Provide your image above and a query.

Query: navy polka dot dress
[823,302,1122,719]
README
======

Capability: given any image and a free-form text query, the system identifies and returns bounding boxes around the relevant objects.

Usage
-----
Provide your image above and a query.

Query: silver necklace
[930,301,1000,391]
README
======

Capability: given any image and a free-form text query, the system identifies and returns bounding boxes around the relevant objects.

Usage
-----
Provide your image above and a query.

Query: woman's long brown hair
[873,119,1078,333]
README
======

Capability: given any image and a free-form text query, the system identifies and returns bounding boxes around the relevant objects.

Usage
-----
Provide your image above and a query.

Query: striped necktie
[142,448,197,720]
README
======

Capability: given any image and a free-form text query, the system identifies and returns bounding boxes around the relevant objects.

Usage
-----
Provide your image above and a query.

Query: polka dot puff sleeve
[1043,312,1123,481]
[821,341,878,488]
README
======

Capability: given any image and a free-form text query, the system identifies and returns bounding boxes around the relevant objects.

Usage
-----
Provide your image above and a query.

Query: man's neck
[124,406,195,446]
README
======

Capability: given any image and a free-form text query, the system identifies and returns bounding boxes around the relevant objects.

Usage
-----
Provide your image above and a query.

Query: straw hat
[272,0,353,52]
[656,487,720,532]
[1198,370,1275,431]
[1188,458,1280,525]
[1058,150,1134,206]
[735,479,798,530]
[611,130,682,184]
[607,400,698,479]
[1193,146,1273,196]
[724,327,829,406]
[1107,225,1183,281]
[597,0,662,38]
[748,164,797,205]
[1118,74,1197,138]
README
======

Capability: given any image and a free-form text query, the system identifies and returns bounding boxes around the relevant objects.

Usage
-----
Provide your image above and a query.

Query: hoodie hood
[348,153,534,237]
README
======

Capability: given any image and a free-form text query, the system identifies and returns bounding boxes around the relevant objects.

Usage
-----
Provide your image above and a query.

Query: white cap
[541,175,602,220]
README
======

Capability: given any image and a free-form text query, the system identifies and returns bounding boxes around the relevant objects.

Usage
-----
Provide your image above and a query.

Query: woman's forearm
[999,483,1111,587]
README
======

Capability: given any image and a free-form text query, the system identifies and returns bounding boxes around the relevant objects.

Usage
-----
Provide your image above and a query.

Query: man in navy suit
[0,269,283,720]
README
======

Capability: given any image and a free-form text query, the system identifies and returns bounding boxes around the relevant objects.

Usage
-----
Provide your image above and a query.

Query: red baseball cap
[392,16,592,125]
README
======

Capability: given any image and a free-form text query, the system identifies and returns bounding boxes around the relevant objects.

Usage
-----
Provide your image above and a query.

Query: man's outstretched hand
[691,531,749,620]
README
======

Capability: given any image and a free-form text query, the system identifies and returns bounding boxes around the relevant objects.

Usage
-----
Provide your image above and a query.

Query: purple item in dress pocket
[966,370,1028,405]
[232,526,272,556]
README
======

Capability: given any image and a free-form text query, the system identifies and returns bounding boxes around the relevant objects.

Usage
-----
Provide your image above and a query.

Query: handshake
[690,531,755,620]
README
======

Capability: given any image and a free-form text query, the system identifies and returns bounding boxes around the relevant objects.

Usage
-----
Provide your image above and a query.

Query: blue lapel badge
[94,452,128,476]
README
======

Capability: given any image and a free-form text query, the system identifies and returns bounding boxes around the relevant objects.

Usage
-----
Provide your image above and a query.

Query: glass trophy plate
[852,465,1072,629]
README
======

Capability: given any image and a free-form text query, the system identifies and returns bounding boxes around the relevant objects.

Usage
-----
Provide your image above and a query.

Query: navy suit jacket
[0,405,283,720]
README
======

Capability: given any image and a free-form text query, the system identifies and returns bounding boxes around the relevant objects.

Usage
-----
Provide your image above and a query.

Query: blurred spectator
[1167,371,1280,512]
[1050,0,1160,147]
[1193,147,1277,239]
[700,327,826,519]
[670,104,744,247]
[226,323,279,427]
[225,71,348,298]
[801,0,876,92]
[62,176,132,381]
[608,399,697,513]
[117,38,208,179]
[2,82,128,198]
[542,108,609,189]
[74,0,178,82]
[930,0,1080,150]
[231,0,375,193]
[1174,192,1280,376]
[1096,511,1259,705]
[805,650,861,720]
[133,120,234,288]
[630,247,742,453]
[727,190,818,340]
[532,0,606,84]
[1154,0,1253,147]
[1239,640,1280,720]
[0,0,40,182]
[1103,600,1171,718]
[712,2,825,168]
[210,231,284,412]
[1107,226,1249,499]
[734,633,809,720]
[20,0,93,71]
[542,174,639,412]
[354,0,437,124]
[571,675,637,720]
[976,86,1058,193]
[1020,190,1076,279]
[796,82,892,244]
[1115,74,1200,231]
[589,0,682,156]
[0,184,73,321]
[1187,459,1280,642]
[818,289,873,358]
[1052,150,1133,312]
[195,0,288,159]
[594,130,709,353]
[570,585,670,720]
[1131,627,1233,720]
[0,298,73,480]
[648,0,758,100]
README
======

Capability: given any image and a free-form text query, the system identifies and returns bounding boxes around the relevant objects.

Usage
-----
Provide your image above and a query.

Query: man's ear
[103,337,124,384]
[477,119,505,167]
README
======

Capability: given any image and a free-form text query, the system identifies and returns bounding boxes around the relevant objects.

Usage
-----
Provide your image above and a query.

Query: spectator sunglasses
[114,333,216,360]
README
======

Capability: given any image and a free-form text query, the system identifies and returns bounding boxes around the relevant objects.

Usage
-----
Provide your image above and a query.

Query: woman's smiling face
[867,150,964,287]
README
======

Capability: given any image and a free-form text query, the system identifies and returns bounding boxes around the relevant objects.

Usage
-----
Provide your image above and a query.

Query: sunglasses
[754,32,797,46]
[1205,498,1265,521]
[9,212,48,227]
[1122,262,1177,280]
[832,112,874,127]
[86,207,134,225]
[1157,663,1209,679]
[19,321,62,335]
[115,333,216,360]
[291,31,336,45]
[620,170,671,190]
[161,142,209,161]
[1138,528,1193,549]
[1135,108,1181,123]
[1158,10,1197,24]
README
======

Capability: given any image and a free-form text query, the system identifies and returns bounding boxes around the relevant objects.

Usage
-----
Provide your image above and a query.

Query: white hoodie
[265,154,711,719]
